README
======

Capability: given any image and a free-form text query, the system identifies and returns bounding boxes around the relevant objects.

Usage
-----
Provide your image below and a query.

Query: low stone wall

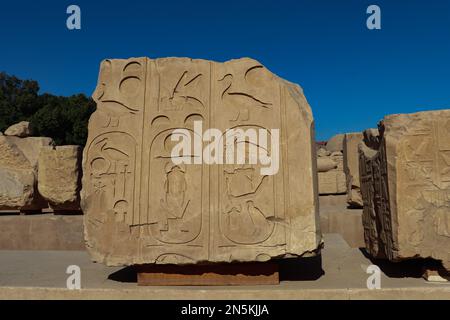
[0,202,364,251]
[0,213,84,250]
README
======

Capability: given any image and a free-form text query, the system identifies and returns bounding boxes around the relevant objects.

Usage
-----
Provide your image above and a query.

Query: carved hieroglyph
[81,57,321,266]
[359,110,450,270]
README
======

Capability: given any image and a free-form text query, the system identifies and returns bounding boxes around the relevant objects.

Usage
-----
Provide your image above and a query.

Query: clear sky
[1,0,449,140]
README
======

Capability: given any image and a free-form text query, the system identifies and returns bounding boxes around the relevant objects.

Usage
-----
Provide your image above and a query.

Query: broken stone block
[0,136,45,210]
[317,157,337,172]
[343,132,364,208]
[359,110,450,271]
[318,171,346,195]
[317,147,331,158]
[4,121,33,137]
[5,136,54,169]
[38,146,81,211]
[0,167,36,209]
[362,128,380,150]
[81,57,321,266]
[317,146,346,195]
[326,133,344,152]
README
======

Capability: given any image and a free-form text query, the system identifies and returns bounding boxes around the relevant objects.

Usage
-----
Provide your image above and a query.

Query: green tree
[0,72,40,131]
[0,72,95,146]
[30,94,95,145]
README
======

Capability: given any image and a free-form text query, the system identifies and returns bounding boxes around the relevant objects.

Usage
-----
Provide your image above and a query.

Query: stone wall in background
[317,147,346,195]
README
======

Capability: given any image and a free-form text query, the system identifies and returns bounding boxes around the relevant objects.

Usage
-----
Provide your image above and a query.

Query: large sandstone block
[38,146,81,210]
[343,132,363,207]
[318,171,346,195]
[0,136,42,210]
[0,167,35,209]
[81,57,321,266]
[6,136,54,169]
[359,110,450,270]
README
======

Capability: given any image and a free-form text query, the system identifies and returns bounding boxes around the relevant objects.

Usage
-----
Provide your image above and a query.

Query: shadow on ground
[107,255,325,283]
[279,254,324,281]
[108,266,137,283]
[360,248,445,278]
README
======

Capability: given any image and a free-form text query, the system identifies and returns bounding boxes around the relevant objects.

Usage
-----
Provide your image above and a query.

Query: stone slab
[82,57,321,266]
[359,110,450,270]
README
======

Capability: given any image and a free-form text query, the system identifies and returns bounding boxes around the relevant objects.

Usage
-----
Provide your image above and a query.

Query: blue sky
[0,0,449,140]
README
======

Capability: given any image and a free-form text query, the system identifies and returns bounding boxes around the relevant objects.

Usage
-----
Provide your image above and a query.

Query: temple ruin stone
[4,121,33,137]
[343,132,363,207]
[317,146,346,195]
[38,146,81,211]
[0,135,50,210]
[326,133,344,152]
[359,110,450,271]
[81,57,321,266]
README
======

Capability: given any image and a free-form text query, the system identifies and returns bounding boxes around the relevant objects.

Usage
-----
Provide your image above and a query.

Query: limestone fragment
[0,135,46,210]
[0,167,36,209]
[82,57,321,266]
[359,110,450,271]
[4,121,33,137]
[38,146,81,211]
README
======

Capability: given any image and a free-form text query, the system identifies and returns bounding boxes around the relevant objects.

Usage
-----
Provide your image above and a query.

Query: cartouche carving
[82,57,321,266]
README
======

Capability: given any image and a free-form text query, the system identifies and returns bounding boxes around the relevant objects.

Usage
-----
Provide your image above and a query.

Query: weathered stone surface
[0,167,35,209]
[317,147,331,158]
[343,133,363,208]
[0,136,35,209]
[0,135,51,210]
[362,128,380,150]
[0,135,32,170]
[82,57,321,266]
[318,171,346,195]
[6,136,54,169]
[38,146,81,210]
[317,157,337,172]
[317,147,346,195]
[4,121,33,137]
[326,134,344,152]
[359,110,450,271]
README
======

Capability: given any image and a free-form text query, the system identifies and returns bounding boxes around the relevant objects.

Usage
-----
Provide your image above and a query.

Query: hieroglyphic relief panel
[82,57,321,266]
[359,110,450,270]
[82,58,147,262]
[210,59,288,262]
[359,132,394,260]
[139,59,211,264]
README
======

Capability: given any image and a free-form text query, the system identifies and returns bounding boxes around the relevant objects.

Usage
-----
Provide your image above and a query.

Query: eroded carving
[360,110,450,270]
